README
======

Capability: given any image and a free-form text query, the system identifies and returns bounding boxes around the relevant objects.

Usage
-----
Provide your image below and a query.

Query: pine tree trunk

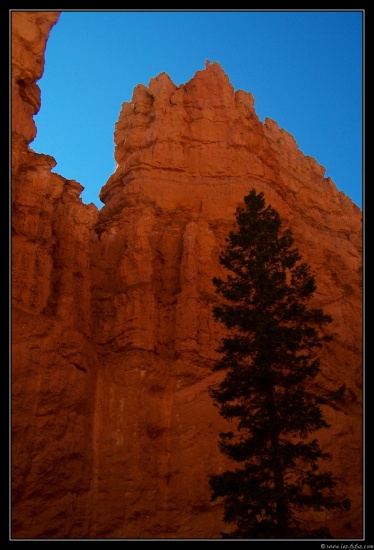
[271,441,288,538]
[267,391,289,537]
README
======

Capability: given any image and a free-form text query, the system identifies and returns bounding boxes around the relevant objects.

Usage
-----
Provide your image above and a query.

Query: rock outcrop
[12,11,99,537]
[11,13,363,540]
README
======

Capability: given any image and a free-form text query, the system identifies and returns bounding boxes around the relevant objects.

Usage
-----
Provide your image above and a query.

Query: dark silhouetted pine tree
[209,188,350,539]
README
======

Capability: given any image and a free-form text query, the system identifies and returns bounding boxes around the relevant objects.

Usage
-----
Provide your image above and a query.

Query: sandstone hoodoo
[11,12,362,539]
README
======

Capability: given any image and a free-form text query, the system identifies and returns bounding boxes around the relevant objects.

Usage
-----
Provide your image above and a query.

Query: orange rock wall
[11,12,99,538]
[11,13,363,539]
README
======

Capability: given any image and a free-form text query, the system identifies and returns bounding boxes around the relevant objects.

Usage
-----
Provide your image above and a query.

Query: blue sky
[30,10,363,210]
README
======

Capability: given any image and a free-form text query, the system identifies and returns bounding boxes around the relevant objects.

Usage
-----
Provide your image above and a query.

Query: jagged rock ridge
[11,12,363,539]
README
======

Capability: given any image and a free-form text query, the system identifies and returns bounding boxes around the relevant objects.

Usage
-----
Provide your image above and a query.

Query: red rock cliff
[11,13,363,539]
[12,11,99,538]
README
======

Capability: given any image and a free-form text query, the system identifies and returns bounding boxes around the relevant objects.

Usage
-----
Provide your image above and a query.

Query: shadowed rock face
[11,13,363,540]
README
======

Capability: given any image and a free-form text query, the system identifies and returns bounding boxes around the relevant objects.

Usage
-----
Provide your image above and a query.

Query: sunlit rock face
[11,11,99,539]
[12,13,362,540]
